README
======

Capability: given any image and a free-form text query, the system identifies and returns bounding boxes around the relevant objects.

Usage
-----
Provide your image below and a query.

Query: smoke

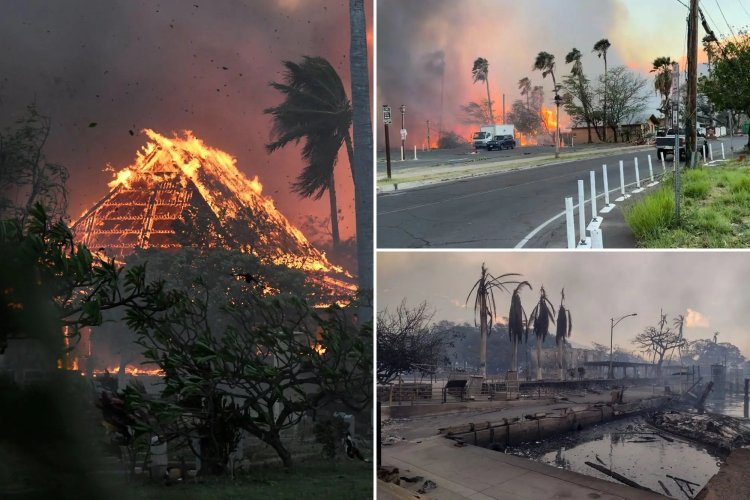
[376,0,655,147]
[685,308,710,328]
[0,0,372,241]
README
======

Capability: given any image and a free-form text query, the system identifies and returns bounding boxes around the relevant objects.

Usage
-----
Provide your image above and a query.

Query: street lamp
[610,313,637,379]
[553,85,562,159]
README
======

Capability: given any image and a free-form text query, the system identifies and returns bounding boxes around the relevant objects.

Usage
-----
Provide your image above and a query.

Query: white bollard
[619,160,625,196]
[648,155,654,182]
[634,158,641,188]
[577,180,586,244]
[591,227,604,249]
[565,197,576,249]
[703,144,707,164]
[602,164,611,206]
[709,143,714,162]
[414,145,418,160]
[400,146,404,161]
[589,170,598,220]
[660,152,666,173]
[721,142,726,160]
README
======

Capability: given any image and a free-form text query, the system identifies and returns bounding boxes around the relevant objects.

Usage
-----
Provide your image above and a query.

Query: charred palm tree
[565,48,593,143]
[670,314,685,365]
[466,263,519,377]
[472,57,494,123]
[528,286,555,380]
[555,289,573,379]
[508,281,532,373]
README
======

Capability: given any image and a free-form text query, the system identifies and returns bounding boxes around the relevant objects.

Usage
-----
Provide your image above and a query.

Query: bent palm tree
[466,263,519,377]
[555,289,573,379]
[265,56,352,250]
[472,57,494,123]
[532,52,557,141]
[593,39,612,142]
[508,281,531,373]
[565,48,593,143]
[528,286,555,380]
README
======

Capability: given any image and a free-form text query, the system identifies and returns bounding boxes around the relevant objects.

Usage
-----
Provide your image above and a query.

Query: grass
[623,160,750,247]
[125,461,372,500]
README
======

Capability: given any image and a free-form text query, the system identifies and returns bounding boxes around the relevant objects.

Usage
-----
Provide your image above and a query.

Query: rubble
[648,410,750,452]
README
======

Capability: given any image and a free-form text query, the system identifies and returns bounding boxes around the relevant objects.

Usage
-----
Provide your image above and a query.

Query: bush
[624,186,675,241]
[438,131,468,149]
[313,416,350,459]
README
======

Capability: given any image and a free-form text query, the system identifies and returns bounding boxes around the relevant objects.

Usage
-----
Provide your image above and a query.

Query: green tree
[472,57,494,123]
[518,77,532,110]
[602,66,650,141]
[349,0,374,311]
[699,32,750,149]
[593,38,612,141]
[265,57,352,250]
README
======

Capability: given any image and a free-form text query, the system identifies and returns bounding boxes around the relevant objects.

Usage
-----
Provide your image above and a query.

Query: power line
[715,0,737,38]
[737,0,750,20]
[674,0,689,8]
[700,1,724,37]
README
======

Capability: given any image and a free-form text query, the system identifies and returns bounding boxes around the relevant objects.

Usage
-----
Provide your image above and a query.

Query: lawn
[125,461,373,500]
[623,160,750,248]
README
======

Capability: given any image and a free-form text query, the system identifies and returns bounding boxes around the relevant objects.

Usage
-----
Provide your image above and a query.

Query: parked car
[486,134,516,151]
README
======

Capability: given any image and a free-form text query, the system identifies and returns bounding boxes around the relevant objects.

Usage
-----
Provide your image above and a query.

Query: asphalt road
[377,138,745,249]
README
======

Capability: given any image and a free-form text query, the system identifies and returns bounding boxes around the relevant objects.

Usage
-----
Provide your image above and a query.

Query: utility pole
[426,120,431,151]
[686,0,699,167]
[672,62,682,220]
[383,105,392,179]
[502,93,506,124]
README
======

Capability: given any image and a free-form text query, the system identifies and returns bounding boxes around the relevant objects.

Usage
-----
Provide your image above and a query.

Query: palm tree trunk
[349,0,373,308]
[327,173,340,249]
[536,337,542,380]
[511,337,518,373]
[485,79,494,123]
[558,341,564,380]
[603,58,608,143]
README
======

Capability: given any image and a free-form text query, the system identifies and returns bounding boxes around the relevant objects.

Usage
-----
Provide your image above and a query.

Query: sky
[377,251,750,358]
[1,0,373,245]
[376,0,750,146]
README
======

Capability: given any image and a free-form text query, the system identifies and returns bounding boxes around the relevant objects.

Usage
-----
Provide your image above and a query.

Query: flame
[93,365,165,377]
[95,129,350,279]
[313,343,327,355]
[541,106,557,131]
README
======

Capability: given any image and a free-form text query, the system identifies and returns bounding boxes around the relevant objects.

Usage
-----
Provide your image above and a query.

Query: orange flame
[93,365,165,377]
[103,129,348,277]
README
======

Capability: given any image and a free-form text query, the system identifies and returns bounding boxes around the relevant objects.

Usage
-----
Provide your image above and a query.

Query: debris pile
[649,410,750,452]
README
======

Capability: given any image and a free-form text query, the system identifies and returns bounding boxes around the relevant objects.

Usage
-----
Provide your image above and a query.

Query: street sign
[383,106,392,125]
[400,128,407,140]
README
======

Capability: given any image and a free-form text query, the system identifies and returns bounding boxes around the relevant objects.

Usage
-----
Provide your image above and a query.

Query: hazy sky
[377,251,750,357]
[1,0,372,243]
[376,0,750,144]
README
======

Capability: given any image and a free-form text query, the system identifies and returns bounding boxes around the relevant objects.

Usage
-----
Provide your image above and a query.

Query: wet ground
[506,416,724,498]
[706,392,750,419]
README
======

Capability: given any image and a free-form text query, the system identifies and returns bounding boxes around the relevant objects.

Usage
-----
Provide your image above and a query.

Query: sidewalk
[380,436,665,500]
[376,144,653,193]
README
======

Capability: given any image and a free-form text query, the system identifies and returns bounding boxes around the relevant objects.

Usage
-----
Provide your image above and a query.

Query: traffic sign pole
[383,105,392,179]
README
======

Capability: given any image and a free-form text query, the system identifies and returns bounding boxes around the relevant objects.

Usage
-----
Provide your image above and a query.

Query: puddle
[509,417,723,496]
[705,392,750,419]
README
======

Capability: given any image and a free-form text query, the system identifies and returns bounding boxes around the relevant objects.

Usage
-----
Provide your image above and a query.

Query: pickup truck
[486,135,516,151]
[655,128,707,160]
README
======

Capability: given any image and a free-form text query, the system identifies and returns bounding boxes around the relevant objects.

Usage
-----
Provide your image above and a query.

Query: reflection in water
[706,392,750,419]
[534,418,722,495]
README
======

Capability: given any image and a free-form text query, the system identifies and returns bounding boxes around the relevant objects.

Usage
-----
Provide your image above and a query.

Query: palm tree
[508,281,531,373]
[651,56,674,125]
[518,77,532,111]
[593,39,611,142]
[565,48,593,143]
[472,57,494,123]
[466,264,519,377]
[555,290,573,380]
[527,286,555,380]
[532,52,558,143]
[671,314,685,365]
[265,56,351,250]
[348,0,374,301]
